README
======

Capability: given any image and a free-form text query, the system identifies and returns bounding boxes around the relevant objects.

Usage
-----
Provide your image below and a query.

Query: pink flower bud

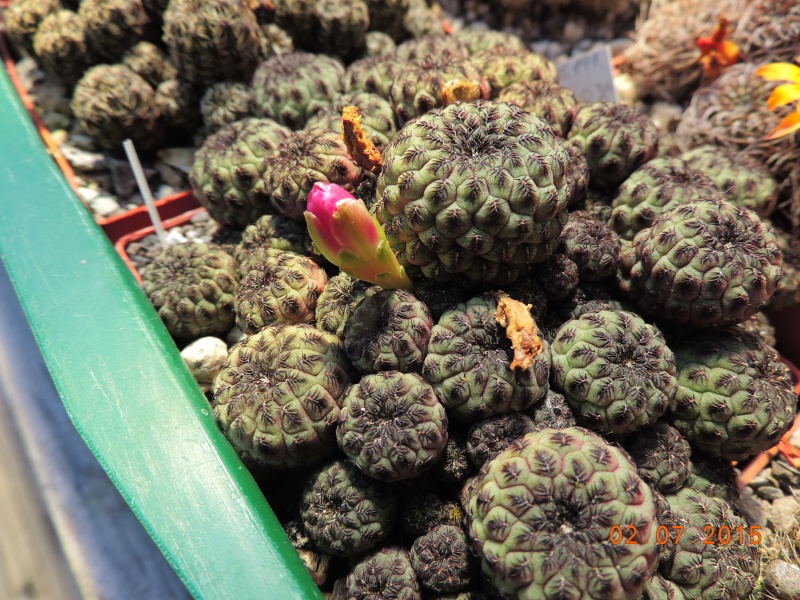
[305,182,412,290]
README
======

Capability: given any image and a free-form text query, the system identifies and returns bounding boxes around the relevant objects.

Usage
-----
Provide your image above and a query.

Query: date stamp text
[609,525,763,546]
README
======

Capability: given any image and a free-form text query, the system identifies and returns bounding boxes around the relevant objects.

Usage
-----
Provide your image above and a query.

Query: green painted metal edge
[0,68,322,600]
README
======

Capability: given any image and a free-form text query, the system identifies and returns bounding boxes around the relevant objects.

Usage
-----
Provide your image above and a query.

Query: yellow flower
[756,62,800,140]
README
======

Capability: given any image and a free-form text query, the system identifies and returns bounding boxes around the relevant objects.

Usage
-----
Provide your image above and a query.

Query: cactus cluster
[26,3,796,597]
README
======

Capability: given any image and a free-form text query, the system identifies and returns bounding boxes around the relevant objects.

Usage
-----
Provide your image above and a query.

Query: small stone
[190,211,211,224]
[773,460,800,492]
[15,58,41,92]
[69,133,97,151]
[79,187,101,203]
[42,111,72,132]
[749,468,774,488]
[297,548,330,586]
[127,242,144,256]
[165,229,188,245]
[156,184,177,199]
[766,496,800,533]
[735,487,767,527]
[156,148,195,175]
[62,146,108,172]
[50,129,69,146]
[154,162,187,189]
[181,337,228,385]
[765,560,800,600]
[614,73,637,107]
[88,194,122,218]
[757,486,786,501]
[226,326,246,347]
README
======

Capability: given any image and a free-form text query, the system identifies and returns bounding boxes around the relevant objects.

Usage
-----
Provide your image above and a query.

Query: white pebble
[156,184,177,199]
[165,229,189,245]
[181,337,229,386]
[89,194,122,218]
[61,145,108,172]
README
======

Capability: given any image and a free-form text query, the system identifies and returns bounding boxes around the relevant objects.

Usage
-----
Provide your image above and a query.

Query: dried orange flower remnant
[441,80,483,106]
[341,105,383,174]
[756,62,800,140]
[494,294,543,371]
[697,16,740,81]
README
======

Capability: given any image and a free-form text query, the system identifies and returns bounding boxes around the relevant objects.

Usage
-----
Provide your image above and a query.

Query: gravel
[14,58,193,221]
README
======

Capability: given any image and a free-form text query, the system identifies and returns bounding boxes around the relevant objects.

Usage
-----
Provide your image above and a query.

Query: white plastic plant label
[557,45,619,103]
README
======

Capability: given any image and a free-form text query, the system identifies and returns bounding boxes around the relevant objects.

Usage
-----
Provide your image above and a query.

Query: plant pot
[102,191,201,246]
[114,206,207,284]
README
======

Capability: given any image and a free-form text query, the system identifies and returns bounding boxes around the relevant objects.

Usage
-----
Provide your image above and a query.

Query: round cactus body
[141,242,238,340]
[659,488,759,599]
[33,10,95,85]
[71,64,160,150]
[624,422,691,494]
[609,157,721,241]
[618,198,783,328]
[374,100,573,287]
[200,82,254,134]
[345,55,403,101]
[466,412,537,469]
[311,0,369,61]
[343,289,434,375]
[123,41,178,88]
[337,371,448,482]
[299,459,396,557]
[78,0,151,62]
[189,117,291,228]
[235,253,327,334]
[471,48,558,98]
[212,324,352,469]
[338,547,420,599]
[395,34,467,62]
[305,92,397,148]
[251,52,345,130]
[681,145,778,217]
[266,129,364,221]
[163,0,261,86]
[409,525,475,594]
[466,427,659,600]
[560,210,621,281]
[389,55,489,126]
[497,81,579,138]
[568,101,660,191]
[454,28,526,55]
[670,328,797,460]
[551,310,677,435]
[315,273,382,338]
[422,294,551,422]
[4,0,62,56]
[234,214,311,276]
